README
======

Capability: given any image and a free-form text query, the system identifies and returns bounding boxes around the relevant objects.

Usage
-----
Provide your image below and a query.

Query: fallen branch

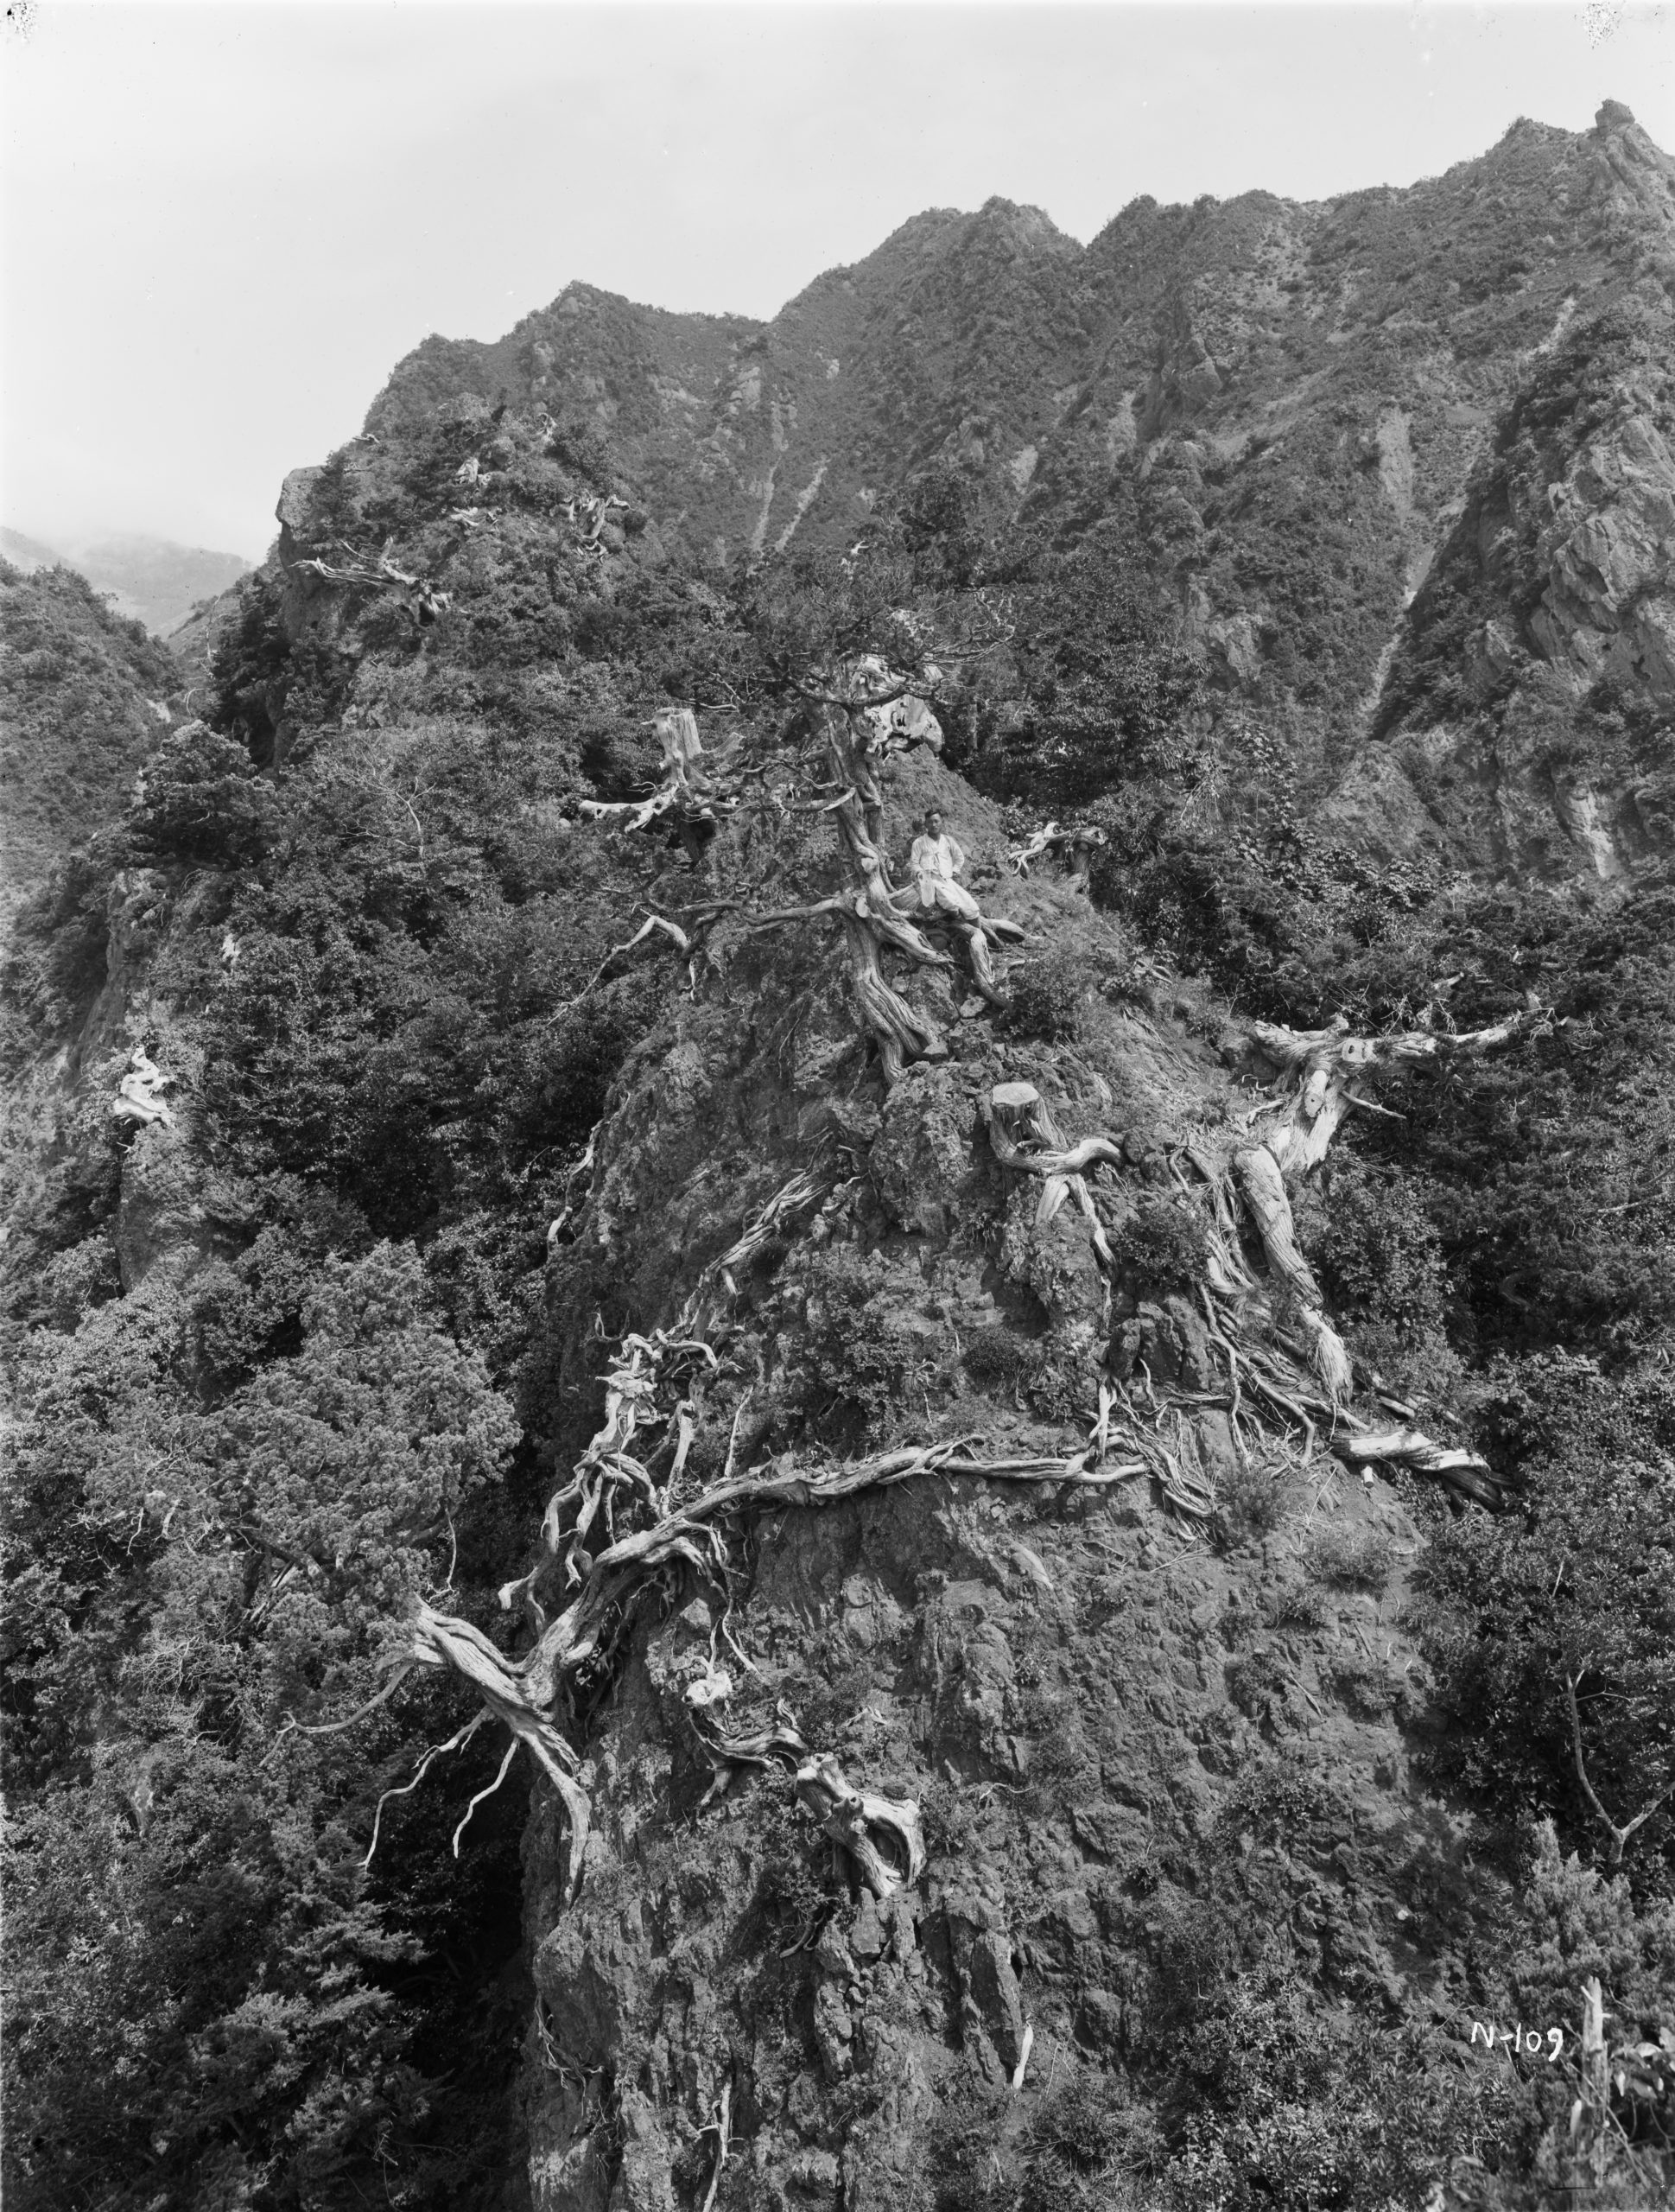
[1334,1427,1507,1511]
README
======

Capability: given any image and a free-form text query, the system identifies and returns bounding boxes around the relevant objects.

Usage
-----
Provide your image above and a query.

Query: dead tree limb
[579,709,743,845]
[1565,1669,1673,1866]
[1335,1427,1507,1511]
[1243,1004,1549,1177]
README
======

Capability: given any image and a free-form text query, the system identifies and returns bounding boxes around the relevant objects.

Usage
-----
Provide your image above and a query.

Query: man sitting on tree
[909,809,981,922]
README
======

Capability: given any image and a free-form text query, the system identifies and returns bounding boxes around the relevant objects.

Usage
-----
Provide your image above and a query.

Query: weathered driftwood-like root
[553,905,736,1019]
[340,1434,1145,1895]
[112,1046,174,1129]
[579,707,742,838]
[814,679,943,844]
[509,1163,842,1620]
[699,2082,733,2212]
[293,551,452,631]
[572,492,629,548]
[984,1081,1120,1271]
[1007,820,1109,879]
[750,895,949,1086]
[1230,1146,1351,1400]
[915,905,1025,1007]
[1333,1427,1507,1510]
[547,1128,600,1251]
[795,1751,927,1899]
[372,1601,595,1900]
[1243,1004,1549,1177]
[690,1702,925,1897]
[982,1077,1514,1515]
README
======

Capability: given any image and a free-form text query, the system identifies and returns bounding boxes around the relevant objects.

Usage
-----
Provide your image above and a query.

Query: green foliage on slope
[0,560,187,925]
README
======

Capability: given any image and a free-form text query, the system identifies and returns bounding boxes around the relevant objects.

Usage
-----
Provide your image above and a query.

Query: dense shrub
[972,524,1208,811]
[800,1251,942,1438]
[999,948,1087,1040]
[1412,1356,1675,1876]
[1113,1198,1209,1292]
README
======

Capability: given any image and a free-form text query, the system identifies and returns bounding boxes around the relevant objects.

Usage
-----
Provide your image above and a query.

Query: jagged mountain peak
[334,105,1675,888]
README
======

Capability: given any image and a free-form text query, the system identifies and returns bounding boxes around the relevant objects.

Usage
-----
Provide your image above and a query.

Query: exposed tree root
[111,1046,174,1129]
[327,692,1550,1904]
[1243,1005,1550,1176]
[1007,820,1108,879]
[983,1081,1119,1269]
[579,708,743,840]
[794,1751,927,1898]
[506,1161,842,1618]
[1335,1427,1507,1510]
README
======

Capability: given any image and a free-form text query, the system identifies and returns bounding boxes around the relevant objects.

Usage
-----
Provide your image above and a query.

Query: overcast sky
[3,1,1671,563]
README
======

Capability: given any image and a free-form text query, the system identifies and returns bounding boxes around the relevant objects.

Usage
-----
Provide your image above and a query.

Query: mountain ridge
[338,99,1675,888]
[0,527,251,638]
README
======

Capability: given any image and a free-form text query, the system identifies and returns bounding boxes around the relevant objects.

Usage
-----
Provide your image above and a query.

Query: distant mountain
[0,527,251,638]
[0,527,66,573]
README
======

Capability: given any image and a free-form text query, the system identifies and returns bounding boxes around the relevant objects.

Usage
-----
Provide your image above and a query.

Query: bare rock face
[114,1120,202,1291]
[523,1465,1445,2211]
[1324,272,1675,882]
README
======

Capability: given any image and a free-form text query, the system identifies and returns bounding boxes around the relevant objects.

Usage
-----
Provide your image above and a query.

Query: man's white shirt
[910,831,964,882]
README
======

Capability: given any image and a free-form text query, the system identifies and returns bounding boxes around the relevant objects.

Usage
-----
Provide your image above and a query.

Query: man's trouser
[915,874,981,923]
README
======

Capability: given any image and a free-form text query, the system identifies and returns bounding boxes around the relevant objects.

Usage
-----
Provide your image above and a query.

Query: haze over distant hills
[0,526,251,638]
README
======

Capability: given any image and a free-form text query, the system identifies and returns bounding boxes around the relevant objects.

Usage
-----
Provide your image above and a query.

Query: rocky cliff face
[508,757,1469,2212]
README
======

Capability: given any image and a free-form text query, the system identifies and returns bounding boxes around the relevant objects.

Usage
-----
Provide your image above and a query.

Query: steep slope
[0,560,189,936]
[6,113,1675,2212]
[364,200,1088,567]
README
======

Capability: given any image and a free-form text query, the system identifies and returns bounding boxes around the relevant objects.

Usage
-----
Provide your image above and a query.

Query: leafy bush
[3,1245,520,2206]
[1000,949,1087,1041]
[1158,1976,1458,2212]
[972,525,1208,811]
[800,1252,942,1439]
[1113,1198,1209,1293]
[963,1327,1038,1390]
[1302,1524,1398,1592]
[1214,1454,1300,1548]
[132,720,279,868]
[1411,1355,1675,1875]
[1311,1155,1452,1344]
[0,561,182,907]
[1018,2070,1163,2211]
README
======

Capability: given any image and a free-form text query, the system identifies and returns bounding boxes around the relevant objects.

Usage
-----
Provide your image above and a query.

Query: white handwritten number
[1468,2022,1564,2061]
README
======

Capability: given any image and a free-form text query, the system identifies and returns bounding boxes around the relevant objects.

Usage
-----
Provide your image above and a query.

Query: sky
[2,1,1672,563]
